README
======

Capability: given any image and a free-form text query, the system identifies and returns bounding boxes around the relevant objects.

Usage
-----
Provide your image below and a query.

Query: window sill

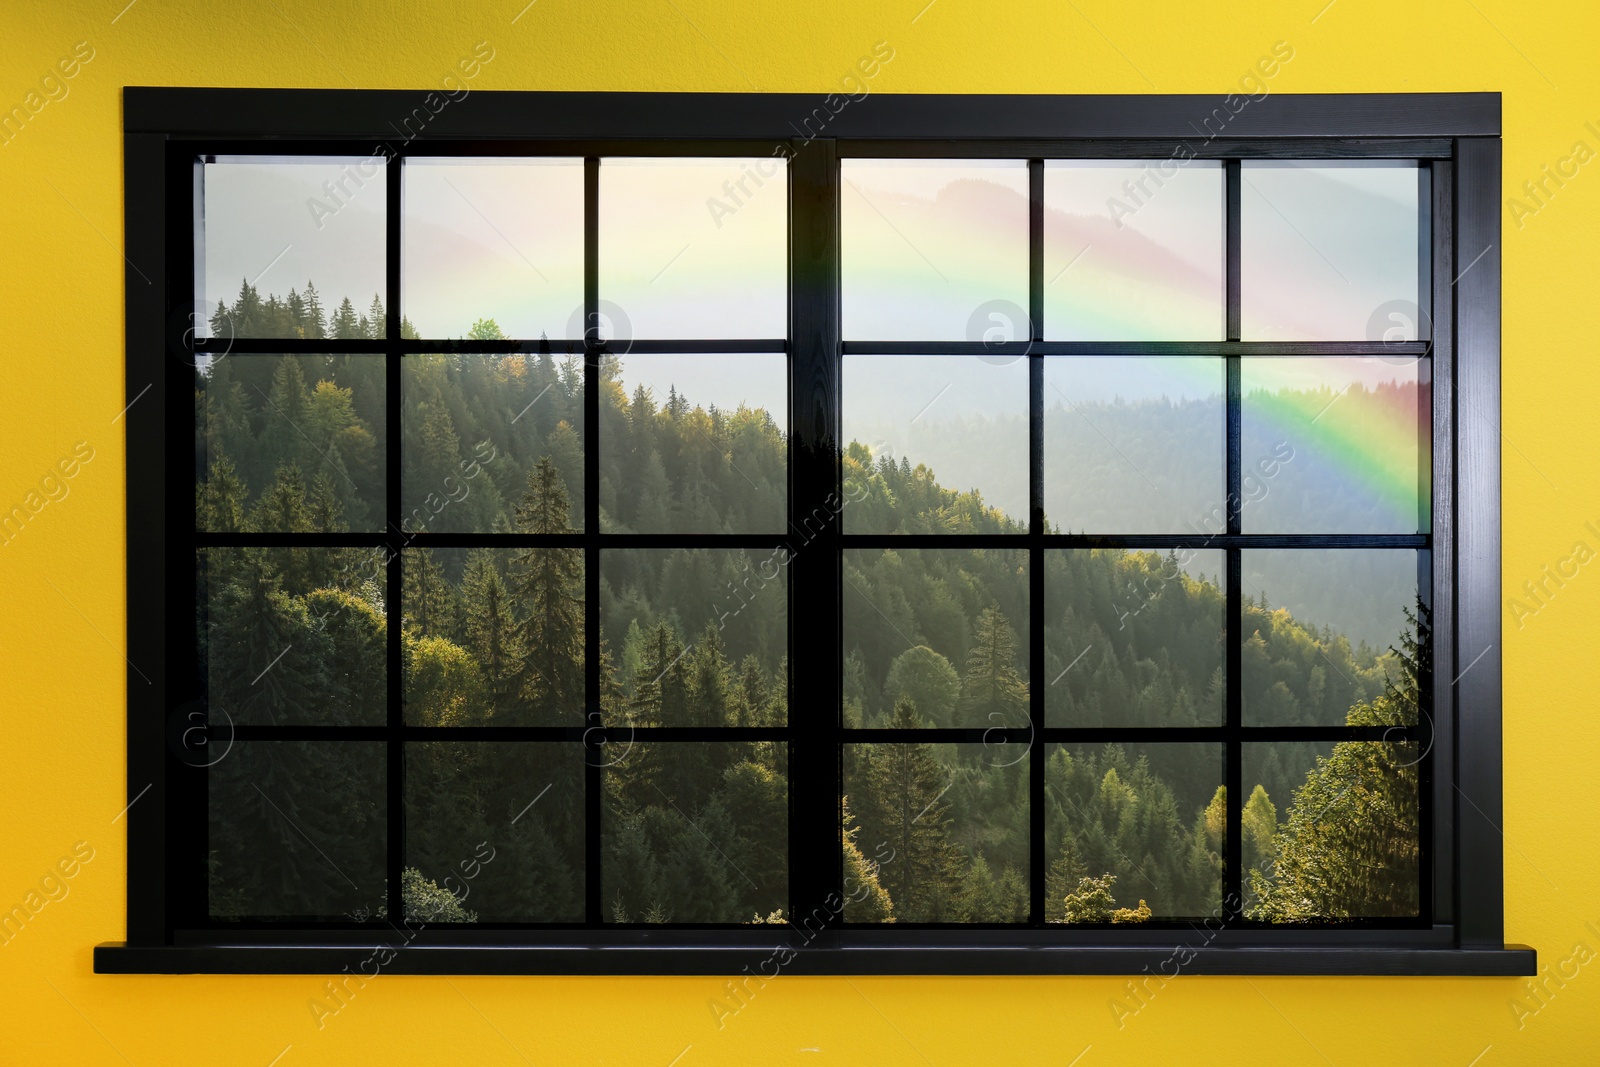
[94,941,1535,976]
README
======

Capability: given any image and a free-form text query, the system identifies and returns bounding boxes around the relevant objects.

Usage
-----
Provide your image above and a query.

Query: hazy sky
[844,355,1030,521]
[611,353,787,423]
[201,160,386,333]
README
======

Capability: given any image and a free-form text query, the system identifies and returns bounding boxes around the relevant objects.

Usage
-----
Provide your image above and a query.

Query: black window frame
[98,87,1532,976]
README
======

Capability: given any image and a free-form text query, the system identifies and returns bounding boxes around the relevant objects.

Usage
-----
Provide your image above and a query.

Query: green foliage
[200,291,1425,929]
[1246,602,1428,921]
[400,867,477,923]
[209,739,386,920]
[403,633,486,728]
[603,744,787,924]
[400,348,582,533]
[884,647,960,729]
[849,700,964,922]
[842,441,1024,535]
[1061,874,1118,923]
[405,740,584,923]
[1243,784,1278,880]
[842,796,895,923]
[957,604,1030,728]
[510,460,586,725]
[844,547,1030,727]
[202,547,387,727]
[598,356,785,534]
[197,348,385,530]
[1046,746,1220,919]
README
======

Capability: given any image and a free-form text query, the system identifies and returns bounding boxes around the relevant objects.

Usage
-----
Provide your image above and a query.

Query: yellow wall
[2,0,1597,1063]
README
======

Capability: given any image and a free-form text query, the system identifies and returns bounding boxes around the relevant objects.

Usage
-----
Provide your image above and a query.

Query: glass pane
[842,549,1030,729]
[402,547,585,727]
[402,158,585,340]
[406,742,584,922]
[401,352,585,533]
[599,158,787,339]
[599,354,786,534]
[195,354,386,532]
[843,742,1030,923]
[1047,743,1223,921]
[843,355,1028,533]
[1043,161,1223,340]
[1241,162,1423,341]
[200,547,388,726]
[1243,742,1420,920]
[1045,549,1224,727]
[601,549,787,727]
[603,741,788,923]
[1241,356,1430,534]
[1044,356,1224,533]
[1241,549,1423,727]
[199,158,387,340]
[209,741,386,920]
[842,160,1029,341]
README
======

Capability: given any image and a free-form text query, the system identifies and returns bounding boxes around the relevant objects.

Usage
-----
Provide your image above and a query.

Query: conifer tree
[301,280,326,338]
[402,544,451,638]
[511,458,584,724]
[366,294,386,340]
[252,464,314,533]
[331,296,362,339]
[957,604,1029,728]
[689,621,731,728]
[462,549,523,719]
[857,698,962,921]
[198,452,249,532]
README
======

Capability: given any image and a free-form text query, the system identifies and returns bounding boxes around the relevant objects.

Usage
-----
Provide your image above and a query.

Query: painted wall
[2,0,1597,1063]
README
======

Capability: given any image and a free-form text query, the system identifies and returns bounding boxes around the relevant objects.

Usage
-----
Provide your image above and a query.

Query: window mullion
[1223,158,1245,926]
[384,153,405,929]
[582,155,603,924]
[787,136,842,931]
[1027,158,1046,926]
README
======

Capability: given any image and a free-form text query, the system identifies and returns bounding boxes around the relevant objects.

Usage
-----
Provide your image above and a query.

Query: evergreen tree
[197,452,249,532]
[366,294,387,340]
[957,604,1029,729]
[209,552,319,725]
[689,621,731,728]
[511,459,584,724]
[462,549,523,719]
[857,699,962,921]
[301,280,326,339]
[252,464,314,533]
[402,544,451,638]
[331,296,362,339]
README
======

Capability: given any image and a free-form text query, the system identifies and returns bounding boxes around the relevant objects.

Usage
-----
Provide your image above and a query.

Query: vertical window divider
[1223,157,1244,925]
[1027,157,1046,927]
[789,137,842,933]
[384,150,405,929]
[583,155,603,925]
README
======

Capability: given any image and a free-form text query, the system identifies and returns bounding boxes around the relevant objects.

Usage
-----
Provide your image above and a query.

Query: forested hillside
[202,280,1420,925]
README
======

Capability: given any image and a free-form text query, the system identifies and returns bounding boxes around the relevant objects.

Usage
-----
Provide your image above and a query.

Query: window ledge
[95,941,1535,976]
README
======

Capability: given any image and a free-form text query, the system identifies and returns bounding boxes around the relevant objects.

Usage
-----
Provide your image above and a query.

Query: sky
[200,159,386,334]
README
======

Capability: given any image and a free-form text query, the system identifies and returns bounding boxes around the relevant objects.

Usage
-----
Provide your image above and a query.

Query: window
[102,89,1530,975]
